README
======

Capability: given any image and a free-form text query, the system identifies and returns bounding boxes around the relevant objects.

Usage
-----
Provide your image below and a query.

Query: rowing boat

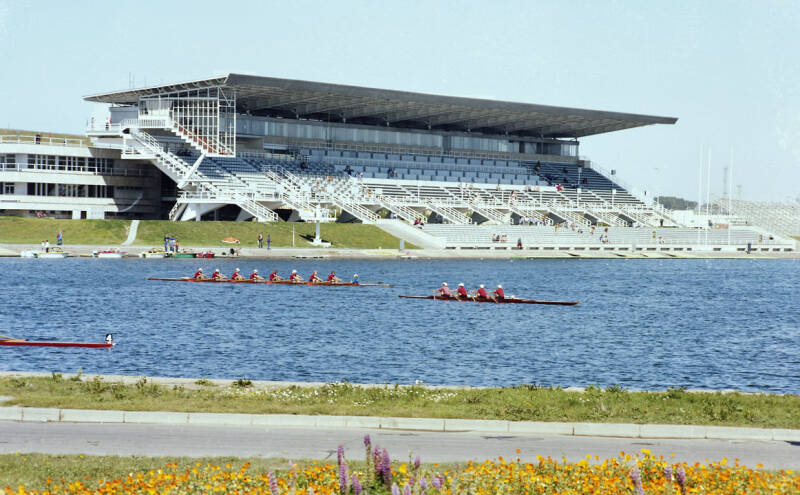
[147,278,391,287]
[398,295,579,306]
[0,340,114,348]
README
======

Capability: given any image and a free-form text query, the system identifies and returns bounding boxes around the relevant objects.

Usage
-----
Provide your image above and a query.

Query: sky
[1,0,798,202]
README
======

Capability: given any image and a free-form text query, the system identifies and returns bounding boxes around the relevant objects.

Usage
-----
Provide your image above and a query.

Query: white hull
[94,252,126,259]
[140,252,166,259]
[36,252,69,259]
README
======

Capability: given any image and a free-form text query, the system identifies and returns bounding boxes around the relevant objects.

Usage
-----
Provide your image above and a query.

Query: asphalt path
[1,421,798,469]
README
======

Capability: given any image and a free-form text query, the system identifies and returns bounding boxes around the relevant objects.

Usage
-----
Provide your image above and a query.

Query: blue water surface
[0,257,797,393]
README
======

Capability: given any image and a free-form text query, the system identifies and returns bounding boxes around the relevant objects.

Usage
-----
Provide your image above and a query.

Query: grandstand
[714,199,800,238]
[68,73,792,251]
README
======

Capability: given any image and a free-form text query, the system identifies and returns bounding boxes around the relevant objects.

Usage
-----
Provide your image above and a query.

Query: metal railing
[0,162,153,177]
[0,134,89,147]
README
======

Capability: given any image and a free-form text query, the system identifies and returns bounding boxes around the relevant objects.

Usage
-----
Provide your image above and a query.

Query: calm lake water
[0,257,798,393]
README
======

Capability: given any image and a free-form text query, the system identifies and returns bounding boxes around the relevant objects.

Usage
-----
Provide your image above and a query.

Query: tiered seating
[720,199,800,237]
[422,225,790,248]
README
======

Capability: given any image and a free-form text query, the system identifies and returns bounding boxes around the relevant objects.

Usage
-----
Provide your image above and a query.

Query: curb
[1,406,798,442]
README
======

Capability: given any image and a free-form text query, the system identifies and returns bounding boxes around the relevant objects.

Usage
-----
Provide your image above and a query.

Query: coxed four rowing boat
[398,295,579,306]
[147,277,391,287]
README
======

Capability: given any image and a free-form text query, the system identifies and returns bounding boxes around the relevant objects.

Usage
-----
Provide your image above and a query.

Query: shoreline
[2,243,798,260]
[0,371,792,396]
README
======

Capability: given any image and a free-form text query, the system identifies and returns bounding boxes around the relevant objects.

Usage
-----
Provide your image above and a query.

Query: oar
[0,333,26,342]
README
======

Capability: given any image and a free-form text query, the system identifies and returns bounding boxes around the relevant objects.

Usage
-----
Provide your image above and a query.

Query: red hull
[147,278,391,287]
[398,295,579,306]
[0,341,113,348]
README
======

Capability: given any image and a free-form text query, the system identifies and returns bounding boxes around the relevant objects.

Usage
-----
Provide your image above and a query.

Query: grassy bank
[134,220,416,249]
[0,217,416,249]
[0,217,130,244]
[1,376,797,429]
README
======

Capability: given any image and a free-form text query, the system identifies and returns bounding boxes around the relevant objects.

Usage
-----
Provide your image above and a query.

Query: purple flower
[339,461,349,493]
[352,473,363,495]
[664,465,673,482]
[337,444,345,467]
[363,434,371,448]
[381,448,392,487]
[431,475,443,489]
[629,466,644,495]
[420,477,428,490]
[391,483,400,495]
[414,455,421,470]
[403,483,411,495]
[677,465,687,493]
[268,470,279,495]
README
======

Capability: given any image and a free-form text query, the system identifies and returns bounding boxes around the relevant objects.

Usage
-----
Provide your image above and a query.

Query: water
[0,257,798,393]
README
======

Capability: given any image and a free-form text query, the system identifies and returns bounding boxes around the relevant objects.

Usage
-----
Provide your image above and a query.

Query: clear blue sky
[1,0,798,202]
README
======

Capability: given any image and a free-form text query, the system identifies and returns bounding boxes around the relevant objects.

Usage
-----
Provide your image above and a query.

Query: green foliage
[0,376,797,429]
[656,196,698,211]
[0,217,130,244]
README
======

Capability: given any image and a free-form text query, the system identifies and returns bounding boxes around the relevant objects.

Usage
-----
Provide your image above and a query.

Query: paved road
[1,421,798,468]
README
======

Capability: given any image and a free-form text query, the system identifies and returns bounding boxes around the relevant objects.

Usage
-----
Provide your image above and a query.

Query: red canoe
[398,295,579,306]
[0,340,113,348]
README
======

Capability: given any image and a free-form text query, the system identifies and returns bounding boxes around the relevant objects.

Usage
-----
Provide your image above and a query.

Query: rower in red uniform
[493,284,505,301]
[437,282,451,297]
[309,270,323,283]
[269,270,283,281]
[288,270,303,283]
[327,271,341,283]
[231,268,245,280]
[193,267,206,280]
[211,268,225,280]
[249,269,263,281]
[456,282,468,298]
[476,284,488,299]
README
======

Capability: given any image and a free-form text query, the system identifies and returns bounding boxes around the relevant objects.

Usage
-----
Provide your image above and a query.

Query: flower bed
[3,438,798,494]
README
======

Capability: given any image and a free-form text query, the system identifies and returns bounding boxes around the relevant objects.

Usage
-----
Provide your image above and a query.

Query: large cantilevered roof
[85,73,677,138]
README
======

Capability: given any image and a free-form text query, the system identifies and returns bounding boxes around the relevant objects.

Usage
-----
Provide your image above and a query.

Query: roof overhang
[84,73,677,139]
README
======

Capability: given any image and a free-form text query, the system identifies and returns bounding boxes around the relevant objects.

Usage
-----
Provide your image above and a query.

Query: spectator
[56,231,63,246]
[258,233,263,248]
[516,238,523,249]
[267,234,271,250]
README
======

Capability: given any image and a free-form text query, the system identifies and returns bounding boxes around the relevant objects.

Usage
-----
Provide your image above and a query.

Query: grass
[0,217,130,245]
[0,217,417,249]
[127,219,417,249]
[1,376,798,429]
[0,453,294,490]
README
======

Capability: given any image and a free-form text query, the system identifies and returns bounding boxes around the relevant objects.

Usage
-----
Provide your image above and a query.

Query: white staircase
[125,129,278,222]
[427,200,472,224]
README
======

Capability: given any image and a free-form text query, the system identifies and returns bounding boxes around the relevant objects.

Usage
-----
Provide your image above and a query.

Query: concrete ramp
[376,219,447,249]
[122,220,140,246]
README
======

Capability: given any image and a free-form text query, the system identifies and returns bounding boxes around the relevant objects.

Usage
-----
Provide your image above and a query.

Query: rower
[476,284,488,299]
[437,282,451,297]
[269,269,283,281]
[493,284,505,301]
[249,269,263,281]
[193,267,206,280]
[327,271,341,283]
[309,270,323,283]
[211,268,225,280]
[352,273,359,285]
[231,268,245,280]
[456,282,468,298]
[288,269,303,283]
